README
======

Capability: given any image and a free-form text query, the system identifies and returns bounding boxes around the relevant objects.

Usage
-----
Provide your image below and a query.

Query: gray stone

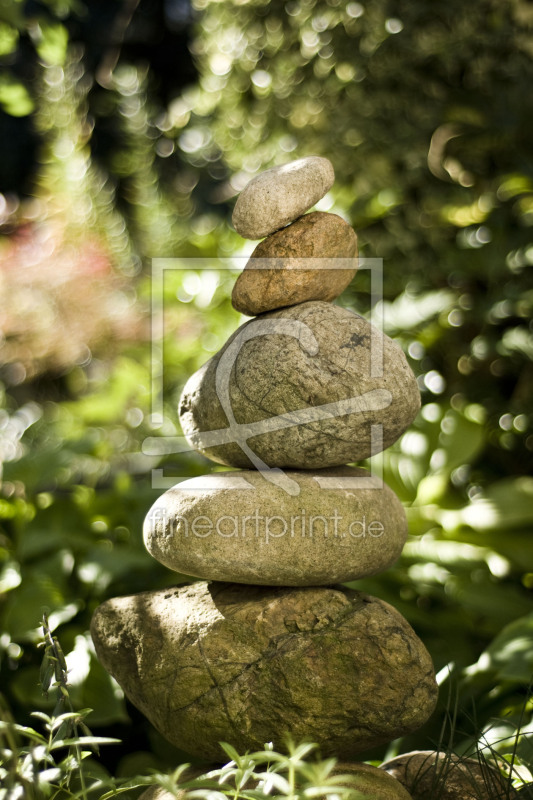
[231,212,357,316]
[232,157,335,239]
[91,583,437,762]
[179,301,420,470]
[143,466,407,585]
[381,751,517,800]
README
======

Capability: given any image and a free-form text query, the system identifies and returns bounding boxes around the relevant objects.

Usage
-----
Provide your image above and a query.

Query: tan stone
[333,763,414,799]
[143,466,407,585]
[179,301,420,470]
[138,789,171,800]
[232,212,357,316]
[91,583,437,762]
[381,751,517,800]
[232,157,335,239]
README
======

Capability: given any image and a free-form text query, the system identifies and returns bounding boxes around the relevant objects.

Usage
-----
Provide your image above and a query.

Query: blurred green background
[1,0,533,780]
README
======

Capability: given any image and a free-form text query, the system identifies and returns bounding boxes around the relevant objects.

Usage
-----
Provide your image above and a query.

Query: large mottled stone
[143,467,407,585]
[232,157,334,239]
[381,751,517,800]
[91,583,437,762]
[138,763,413,800]
[232,212,357,316]
[179,301,420,470]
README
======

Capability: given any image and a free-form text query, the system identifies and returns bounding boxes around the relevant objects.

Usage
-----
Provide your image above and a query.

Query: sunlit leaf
[0,75,33,116]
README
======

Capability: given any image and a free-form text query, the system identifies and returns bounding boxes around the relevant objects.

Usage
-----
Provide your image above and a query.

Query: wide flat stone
[179,301,420,470]
[232,212,357,316]
[91,583,438,762]
[232,157,335,239]
[381,751,517,800]
[143,467,407,585]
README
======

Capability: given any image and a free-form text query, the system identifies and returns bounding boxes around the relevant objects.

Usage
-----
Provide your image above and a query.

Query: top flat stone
[232,156,335,239]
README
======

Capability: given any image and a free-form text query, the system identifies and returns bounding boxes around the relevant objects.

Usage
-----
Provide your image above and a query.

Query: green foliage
[0,0,532,787]
[0,0,73,116]
[0,615,120,799]
[2,621,531,799]
[181,0,533,475]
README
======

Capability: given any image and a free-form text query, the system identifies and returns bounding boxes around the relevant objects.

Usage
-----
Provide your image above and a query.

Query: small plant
[165,740,370,800]
[0,619,371,800]
[2,617,532,799]
[0,615,119,800]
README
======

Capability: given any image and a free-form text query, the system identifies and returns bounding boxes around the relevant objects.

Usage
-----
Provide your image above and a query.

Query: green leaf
[381,289,456,335]
[0,75,33,116]
[78,654,128,726]
[0,560,21,592]
[49,736,121,749]
[458,477,533,532]
[39,652,55,695]
[0,22,18,55]
[466,613,533,684]
[3,579,66,640]
[34,21,68,66]
[219,741,241,764]
[0,721,47,743]
[436,408,485,474]
[0,1,25,29]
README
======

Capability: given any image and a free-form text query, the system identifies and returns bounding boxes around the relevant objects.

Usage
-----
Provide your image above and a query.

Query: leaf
[436,408,485,474]
[77,653,128,726]
[0,22,19,56]
[0,721,47,743]
[49,736,121,750]
[0,560,21,592]
[501,327,533,359]
[465,613,533,684]
[257,772,292,794]
[219,741,241,764]
[33,21,68,66]
[0,75,33,116]
[380,289,456,335]
[459,477,533,532]
[39,653,55,696]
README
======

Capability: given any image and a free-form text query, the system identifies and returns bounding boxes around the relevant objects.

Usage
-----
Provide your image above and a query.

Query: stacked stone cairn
[91,157,439,797]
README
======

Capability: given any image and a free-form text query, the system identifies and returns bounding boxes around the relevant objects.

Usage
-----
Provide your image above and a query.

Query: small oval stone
[232,212,358,316]
[381,751,517,800]
[91,583,438,762]
[333,764,414,800]
[143,467,407,586]
[179,301,420,470]
[232,156,335,239]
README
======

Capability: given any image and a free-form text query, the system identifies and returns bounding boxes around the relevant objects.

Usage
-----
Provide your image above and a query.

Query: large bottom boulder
[91,582,437,761]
